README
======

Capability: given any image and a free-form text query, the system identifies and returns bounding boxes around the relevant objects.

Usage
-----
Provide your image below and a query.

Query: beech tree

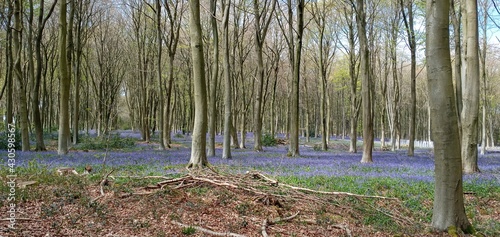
[461,0,480,173]
[13,0,30,151]
[222,0,232,159]
[288,0,304,157]
[58,0,71,154]
[401,0,416,156]
[252,0,276,152]
[354,0,374,163]
[187,0,209,168]
[426,0,471,231]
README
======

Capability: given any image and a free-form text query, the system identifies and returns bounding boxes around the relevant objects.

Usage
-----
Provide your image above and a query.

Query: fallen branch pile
[111,169,412,236]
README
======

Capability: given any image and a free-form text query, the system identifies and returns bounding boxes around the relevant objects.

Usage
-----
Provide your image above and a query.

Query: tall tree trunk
[356,0,374,163]
[207,0,219,157]
[222,0,232,159]
[461,0,480,173]
[480,0,488,155]
[4,2,14,127]
[156,0,165,150]
[426,0,471,231]
[401,0,416,156]
[13,0,30,151]
[252,0,276,152]
[187,0,209,169]
[58,0,71,154]
[289,0,304,157]
[451,0,462,138]
[30,0,48,151]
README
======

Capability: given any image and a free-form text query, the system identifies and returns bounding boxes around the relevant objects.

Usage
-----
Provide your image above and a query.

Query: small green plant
[182,226,196,235]
[262,134,277,146]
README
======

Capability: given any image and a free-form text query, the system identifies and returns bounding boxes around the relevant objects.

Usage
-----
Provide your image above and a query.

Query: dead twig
[261,212,300,237]
[171,220,246,237]
[250,171,399,201]
[91,169,115,203]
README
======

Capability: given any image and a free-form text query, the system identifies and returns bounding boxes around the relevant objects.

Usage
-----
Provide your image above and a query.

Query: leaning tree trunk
[426,0,471,232]
[461,0,480,174]
[187,0,209,169]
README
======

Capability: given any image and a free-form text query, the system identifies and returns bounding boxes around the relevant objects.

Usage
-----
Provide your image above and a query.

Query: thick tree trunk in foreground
[426,0,471,232]
[461,0,480,174]
[187,0,209,169]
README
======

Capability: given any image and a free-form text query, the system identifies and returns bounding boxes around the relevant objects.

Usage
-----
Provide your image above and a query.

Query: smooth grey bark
[426,0,472,232]
[289,0,304,157]
[461,0,480,173]
[222,0,232,159]
[13,0,30,151]
[355,0,374,163]
[480,0,489,155]
[187,0,209,169]
[58,0,71,154]
[207,0,219,157]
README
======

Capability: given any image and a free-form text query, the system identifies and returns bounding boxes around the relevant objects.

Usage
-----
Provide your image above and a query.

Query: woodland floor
[0,131,499,237]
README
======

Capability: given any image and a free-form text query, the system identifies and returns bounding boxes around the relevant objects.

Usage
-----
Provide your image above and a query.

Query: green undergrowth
[74,134,137,151]
[1,164,499,236]
[278,175,500,235]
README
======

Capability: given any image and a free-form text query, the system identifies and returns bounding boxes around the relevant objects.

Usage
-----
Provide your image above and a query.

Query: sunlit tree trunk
[356,0,374,163]
[461,0,480,173]
[187,0,209,169]
[289,0,304,157]
[426,0,472,231]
